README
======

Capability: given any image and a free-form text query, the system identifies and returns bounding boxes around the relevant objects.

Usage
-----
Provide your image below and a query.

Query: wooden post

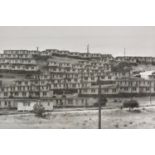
[150,81,152,105]
[98,73,101,129]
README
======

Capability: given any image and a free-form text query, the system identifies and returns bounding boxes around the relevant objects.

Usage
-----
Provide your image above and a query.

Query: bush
[33,103,45,117]
[94,97,108,107]
[123,100,139,111]
[114,99,118,102]
[62,94,66,98]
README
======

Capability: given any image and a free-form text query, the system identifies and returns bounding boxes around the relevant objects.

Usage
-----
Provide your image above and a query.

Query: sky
[0,26,155,57]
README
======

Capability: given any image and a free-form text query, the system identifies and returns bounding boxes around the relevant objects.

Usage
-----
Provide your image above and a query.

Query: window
[112,89,116,92]
[74,79,78,82]
[72,84,76,88]
[5,101,7,106]
[25,81,28,85]
[83,89,87,93]
[4,92,8,97]
[104,88,108,93]
[91,77,95,80]
[22,92,26,97]
[23,86,25,91]
[108,76,111,79]
[132,87,136,91]
[8,101,11,106]
[43,92,47,96]
[15,92,19,96]
[84,77,88,80]
[91,89,96,93]
[129,82,132,86]
[68,99,73,105]
[81,99,85,103]
[18,86,21,91]
[146,87,150,91]
[60,74,63,78]
[124,87,128,91]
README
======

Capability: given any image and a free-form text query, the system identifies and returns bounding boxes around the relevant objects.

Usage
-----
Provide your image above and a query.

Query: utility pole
[87,44,90,60]
[150,81,152,105]
[98,72,102,129]
[63,70,67,108]
[87,44,90,54]
[124,48,126,57]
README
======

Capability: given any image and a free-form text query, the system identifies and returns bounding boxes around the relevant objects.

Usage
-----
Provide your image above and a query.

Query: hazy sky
[0,26,155,57]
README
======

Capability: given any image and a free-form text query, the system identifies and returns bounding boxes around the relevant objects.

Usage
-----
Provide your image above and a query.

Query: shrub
[62,94,66,98]
[33,103,45,117]
[94,97,107,107]
[123,100,139,111]
[114,99,118,102]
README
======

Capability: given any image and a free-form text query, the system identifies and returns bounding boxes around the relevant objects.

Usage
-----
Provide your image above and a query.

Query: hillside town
[0,48,155,113]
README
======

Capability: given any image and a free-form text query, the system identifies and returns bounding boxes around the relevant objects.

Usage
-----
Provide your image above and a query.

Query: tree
[33,103,45,117]
[100,97,108,106]
[123,100,139,111]
[111,62,132,72]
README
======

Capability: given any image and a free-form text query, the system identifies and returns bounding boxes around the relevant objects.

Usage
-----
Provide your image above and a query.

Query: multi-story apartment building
[0,50,39,72]
[53,96,97,107]
[0,64,39,71]
[0,54,32,59]
[80,77,155,96]
[116,77,155,95]
[116,56,155,64]
[42,49,113,60]
[0,99,17,109]
[0,79,53,99]
[3,50,39,55]
[17,99,53,111]
[79,84,119,96]
[116,56,137,63]
[41,49,70,57]
[0,58,36,64]
[2,48,155,110]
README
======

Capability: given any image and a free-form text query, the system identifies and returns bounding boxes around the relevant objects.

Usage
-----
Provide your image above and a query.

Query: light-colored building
[116,56,155,64]
[3,50,39,55]
[116,77,155,94]
[0,99,17,109]
[53,96,97,107]
[17,99,54,111]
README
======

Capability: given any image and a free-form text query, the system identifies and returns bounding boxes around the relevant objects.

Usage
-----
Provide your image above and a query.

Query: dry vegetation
[1,106,155,129]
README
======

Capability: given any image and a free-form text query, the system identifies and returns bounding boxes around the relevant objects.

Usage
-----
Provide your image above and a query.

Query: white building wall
[17,100,54,111]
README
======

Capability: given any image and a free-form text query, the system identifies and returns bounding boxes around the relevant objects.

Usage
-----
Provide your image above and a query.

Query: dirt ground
[1,106,155,129]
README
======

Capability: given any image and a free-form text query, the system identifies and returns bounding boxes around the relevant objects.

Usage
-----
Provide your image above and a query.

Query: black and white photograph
[1,1,155,155]
[0,26,155,129]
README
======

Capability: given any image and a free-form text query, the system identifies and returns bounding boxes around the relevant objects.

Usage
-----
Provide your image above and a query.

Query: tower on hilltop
[36,46,39,51]
[87,44,90,54]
